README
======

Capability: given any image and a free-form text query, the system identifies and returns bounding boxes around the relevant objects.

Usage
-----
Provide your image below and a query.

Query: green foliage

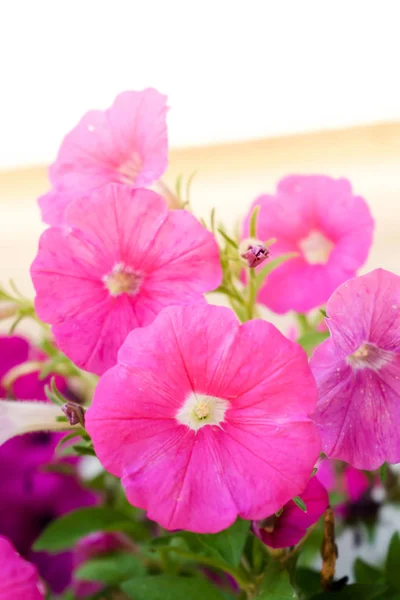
[75,551,145,585]
[196,518,250,568]
[33,507,138,552]
[354,558,384,585]
[257,561,296,599]
[386,532,400,592]
[297,331,330,356]
[122,575,229,600]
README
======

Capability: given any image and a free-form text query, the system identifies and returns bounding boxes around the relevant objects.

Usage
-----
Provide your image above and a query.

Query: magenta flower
[252,476,329,548]
[31,184,222,375]
[311,269,400,470]
[38,88,168,225]
[86,304,321,533]
[243,175,374,314]
[0,536,44,599]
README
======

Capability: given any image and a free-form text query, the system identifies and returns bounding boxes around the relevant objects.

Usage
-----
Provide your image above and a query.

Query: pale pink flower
[243,175,374,314]
[0,535,44,599]
[311,269,400,470]
[38,88,168,225]
[252,477,328,548]
[31,184,222,375]
[86,304,321,533]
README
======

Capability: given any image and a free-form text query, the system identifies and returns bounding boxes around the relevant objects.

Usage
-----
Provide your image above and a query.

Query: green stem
[246,269,257,320]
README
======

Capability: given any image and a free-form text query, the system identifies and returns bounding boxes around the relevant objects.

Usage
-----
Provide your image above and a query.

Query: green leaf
[311,584,390,599]
[295,567,322,597]
[258,561,296,599]
[196,518,250,568]
[33,507,135,552]
[76,552,145,585]
[218,228,239,249]
[122,575,227,600]
[255,253,297,291]
[386,532,400,591]
[293,496,307,513]
[297,331,330,355]
[249,205,260,238]
[380,463,388,484]
[354,558,383,585]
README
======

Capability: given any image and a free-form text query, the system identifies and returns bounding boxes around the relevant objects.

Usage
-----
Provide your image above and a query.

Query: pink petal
[0,536,44,599]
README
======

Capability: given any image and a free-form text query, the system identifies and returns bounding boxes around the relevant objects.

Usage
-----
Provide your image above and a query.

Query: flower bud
[241,244,270,268]
[62,402,86,427]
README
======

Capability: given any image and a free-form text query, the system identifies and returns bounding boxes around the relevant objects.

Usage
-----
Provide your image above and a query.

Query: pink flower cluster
[22,85,400,557]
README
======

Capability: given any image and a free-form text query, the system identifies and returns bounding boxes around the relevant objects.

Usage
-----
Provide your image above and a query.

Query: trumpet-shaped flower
[86,304,321,533]
[31,184,222,375]
[243,175,374,314]
[311,269,400,470]
[38,88,168,225]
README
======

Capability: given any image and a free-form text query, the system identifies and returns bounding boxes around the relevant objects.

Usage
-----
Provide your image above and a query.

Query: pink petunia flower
[38,88,168,225]
[31,183,222,375]
[252,476,329,548]
[311,269,400,470]
[0,536,44,599]
[243,175,374,314]
[86,304,321,533]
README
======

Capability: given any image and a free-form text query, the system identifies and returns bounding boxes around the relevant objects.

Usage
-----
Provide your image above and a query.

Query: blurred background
[1,0,400,580]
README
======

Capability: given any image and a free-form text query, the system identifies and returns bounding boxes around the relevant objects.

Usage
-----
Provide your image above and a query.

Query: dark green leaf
[33,507,135,552]
[380,463,388,484]
[386,532,400,591]
[258,561,296,599]
[76,552,145,585]
[196,518,250,568]
[354,558,383,585]
[295,567,322,597]
[311,584,390,599]
[122,575,227,600]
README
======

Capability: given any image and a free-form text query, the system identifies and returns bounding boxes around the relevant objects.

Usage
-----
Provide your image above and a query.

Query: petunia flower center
[176,392,230,432]
[118,152,143,185]
[103,263,142,297]
[347,342,395,371]
[299,230,333,265]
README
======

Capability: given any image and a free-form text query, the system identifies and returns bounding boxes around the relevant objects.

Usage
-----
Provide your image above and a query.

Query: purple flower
[0,335,97,594]
[311,269,400,470]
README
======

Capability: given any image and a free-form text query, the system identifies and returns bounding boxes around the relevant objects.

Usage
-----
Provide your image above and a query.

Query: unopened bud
[62,402,86,427]
[241,244,270,268]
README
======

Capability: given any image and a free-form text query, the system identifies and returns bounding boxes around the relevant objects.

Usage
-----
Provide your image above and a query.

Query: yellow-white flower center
[299,230,333,265]
[176,393,229,432]
[347,342,394,371]
[103,263,142,297]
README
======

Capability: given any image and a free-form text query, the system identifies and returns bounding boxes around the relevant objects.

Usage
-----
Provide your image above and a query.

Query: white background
[1,0,400,169]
